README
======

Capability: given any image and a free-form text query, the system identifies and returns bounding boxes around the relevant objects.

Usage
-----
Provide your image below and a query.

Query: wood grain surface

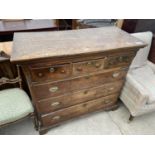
[11,27,146,62]
[41,93,119,127]
[36,81,123,114]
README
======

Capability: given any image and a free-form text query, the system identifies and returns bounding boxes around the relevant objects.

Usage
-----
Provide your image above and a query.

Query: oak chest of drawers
[11,27,145,134]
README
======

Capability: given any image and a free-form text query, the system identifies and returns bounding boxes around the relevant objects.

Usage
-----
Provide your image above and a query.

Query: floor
[1,102,155,135]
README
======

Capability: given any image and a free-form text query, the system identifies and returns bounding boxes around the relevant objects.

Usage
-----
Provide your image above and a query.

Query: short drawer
[29,63,71,82]
[73,58,105,76]
[105,53,135,69]
[31,68,127,100]
[41,93,119,127]
[36,81,124,113]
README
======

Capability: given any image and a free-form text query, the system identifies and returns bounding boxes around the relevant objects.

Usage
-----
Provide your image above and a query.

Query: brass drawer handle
[77,67,83,71]
[87,62,92,65]
[104,100,111,104]
[104,56,108,60]
[95,63,101,68]
[61,69,65,73]
[119,56,129,62]
[49,86,59,92]
[125,57,130,62]
[109,61,114,65]
[52,116,60,120]
[119,56,123,62]
[49,67,55,73]
[51,102,60,107]
[112,72,120,78]
[109,87,115,91]
[38,73,43,77]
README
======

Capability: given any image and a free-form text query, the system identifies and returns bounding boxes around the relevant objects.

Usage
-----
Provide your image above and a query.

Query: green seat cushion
[0,88,34,126]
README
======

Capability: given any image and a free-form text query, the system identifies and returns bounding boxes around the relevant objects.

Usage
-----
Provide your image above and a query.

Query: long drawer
[36,81,123,114]
[41,93,119,127]
[31,68,127,100]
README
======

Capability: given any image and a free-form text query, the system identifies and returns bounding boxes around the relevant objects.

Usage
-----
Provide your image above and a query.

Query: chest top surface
[11,26,146,63]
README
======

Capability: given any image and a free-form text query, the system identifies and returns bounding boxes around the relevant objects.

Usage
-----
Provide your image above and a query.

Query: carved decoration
[0,77,21,86]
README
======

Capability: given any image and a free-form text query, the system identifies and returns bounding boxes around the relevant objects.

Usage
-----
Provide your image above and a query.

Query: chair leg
[129,114,134,122]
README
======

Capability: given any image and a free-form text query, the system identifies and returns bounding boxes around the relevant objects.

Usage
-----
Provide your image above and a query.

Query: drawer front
[70,68,127,91]
[32,68,127,100]
[73,58,105,76]
[41,93,119,127]
[31,80,70,100]
[105,54,135,69]
[37,81,124,113]
[30,63,71,82]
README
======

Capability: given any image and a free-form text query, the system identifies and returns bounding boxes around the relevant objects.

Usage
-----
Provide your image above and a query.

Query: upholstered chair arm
[120,73,149,107]
[147,60,155,73]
